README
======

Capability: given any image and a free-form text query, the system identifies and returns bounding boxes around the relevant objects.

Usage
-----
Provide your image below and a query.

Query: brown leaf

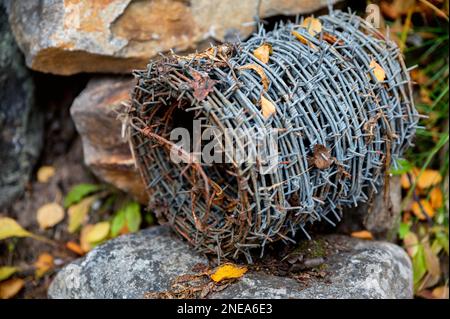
[322,33,344,45]
[34,253,54,278]
[301,17,322,36]
[36,202,65,229]
[189,71,217,101]
[238,64,270,91]
[403,232,419,257]
[0,278,24,299]
[432,285,449,299]
[369,59,386,82]
[66,241,85,256]
[312,144,333,169]
[253,43,272,64]
[423,240,441,278]
[260,95,276,119]
[351,230,373,240]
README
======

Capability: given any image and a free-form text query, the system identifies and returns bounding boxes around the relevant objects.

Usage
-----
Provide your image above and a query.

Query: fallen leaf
[260,95,276,119]
[189,71,217,101]
[253,43,272,64]
[432,285,449,299]
[351,230,373,240]
[0,217,33,240]
[0,278,24,299]
[67,195,97,233]
[210,263,247,282]
[238,64,270,91]
[423,240,440,278]
[411,200,435,220]
[0,267,18,281]
[36,202,65,229]
[85,221,110,244]
[66,241,85,256]
[417,169,442,189]
[401,173,411,189]
[369,59,386,82]
[322,33,344,45]
[403,232,419,257]
[34,253,54,278]
[80,224,94,252]
[64,183,101,208]
[291,30,317,49]
[301,16,322,36]
[429,187,443,209]
[312,144,333,169]
[37,166,55,183]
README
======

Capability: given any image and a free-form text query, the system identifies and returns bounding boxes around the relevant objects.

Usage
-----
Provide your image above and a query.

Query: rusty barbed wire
[126,10,419,262]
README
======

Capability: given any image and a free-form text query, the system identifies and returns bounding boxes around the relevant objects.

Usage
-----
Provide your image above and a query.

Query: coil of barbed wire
[127,10,418,262]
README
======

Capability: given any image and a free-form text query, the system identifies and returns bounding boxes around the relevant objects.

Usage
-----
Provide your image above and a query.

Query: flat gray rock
[48,226,413,299]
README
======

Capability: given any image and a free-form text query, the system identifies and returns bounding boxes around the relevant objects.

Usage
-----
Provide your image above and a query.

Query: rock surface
[70,77,148,203]
[48,226,413,299]
[4,0,333,75]
[0,5,43,207]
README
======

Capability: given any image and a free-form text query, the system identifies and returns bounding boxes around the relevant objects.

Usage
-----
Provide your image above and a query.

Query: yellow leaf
[0,217,33,240]
[210,263,247,282]
[66,241,85,256]
[37,165,55,183]
[301,16,322,36]
[351,230,373,240]
[34,253,54,278]
[369,59,386,82]
[430,187,443,209]
[417,169,442,189]
[0,278,24,299]
[253,43,272,64]
[0,266,18,281]
[238,64,270,91]
[67,195,97,233]
[260,95,276,119]
[36,202,65,229]
[401,173,411,189]
[80,224,94,252]
[85,222,110,244]
[411,200,435,220]
[432,285,449,299]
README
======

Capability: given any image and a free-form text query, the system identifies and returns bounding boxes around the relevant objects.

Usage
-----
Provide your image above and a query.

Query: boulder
[0,5,43,207]
[48,226,413,299]
[4,0,333,75]
[70,76,148,203]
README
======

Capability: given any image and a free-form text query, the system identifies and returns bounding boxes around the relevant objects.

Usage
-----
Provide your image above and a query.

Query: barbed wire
[127,10,418,262]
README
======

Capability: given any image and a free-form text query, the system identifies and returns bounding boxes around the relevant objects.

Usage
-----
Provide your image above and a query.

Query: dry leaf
[417,169,442,189]
[66,241,85,256]
[291,30,317,49]
[260,95,276,119]
[37,166,55,183]
[403,232,419,257]
[0,217,33,240]
[189,71,217,101]
[85,221,110,244]
[423,241,440,278]
[351,230,373,240]
[0,266,18,281]
[301,16,322,36]
[430,187,443,209]
[80,224,94,252]
[401,173,411,189]
[210,263,247,282]
[253,43,272,64]
[312,144,333,169]
[238,64,270,91]
[36,202,65,229]
[67,195,97,233]
[411,200,435,220]
[322,33,344,45]
[0,278,24,299]
[432,285,449,299]
[34,253,54,278]
[369,59,386,82]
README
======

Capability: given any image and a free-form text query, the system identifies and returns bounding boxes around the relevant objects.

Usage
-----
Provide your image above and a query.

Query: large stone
[70,76,148,203]
[48,226,413,299]
[4,0,333,75]
[0,5,43,207]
